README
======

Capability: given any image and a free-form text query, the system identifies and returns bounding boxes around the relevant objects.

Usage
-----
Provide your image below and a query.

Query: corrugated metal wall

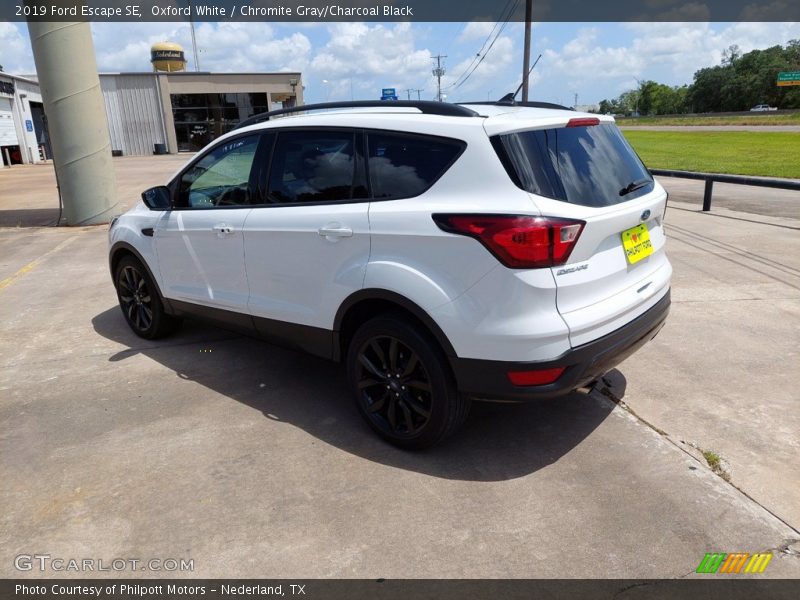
[100,74,166,156]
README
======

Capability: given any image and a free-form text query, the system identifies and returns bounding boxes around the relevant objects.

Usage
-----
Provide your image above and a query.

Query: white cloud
[310,22,432,98]
[621,21,799,81]
[87,22,312,73]
[458,21,496,43]
[0,23,34,74]
[538,21,799,102]
[541,27,646,89]
[195,23,311,72]
[4,20,798,107]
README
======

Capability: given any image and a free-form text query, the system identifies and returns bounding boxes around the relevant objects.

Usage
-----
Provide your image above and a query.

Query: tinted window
[367,133,464,199]
[178,135,260,208]
[496,123,653,207]
[267,131,363,204]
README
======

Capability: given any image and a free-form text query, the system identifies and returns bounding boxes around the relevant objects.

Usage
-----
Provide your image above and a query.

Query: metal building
[99,71,303,155]
[0,72,47,167]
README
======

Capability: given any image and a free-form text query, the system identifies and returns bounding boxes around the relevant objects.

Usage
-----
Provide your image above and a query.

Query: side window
[267,131,363,204]
[367,132,464,199]
[177,135,260,208]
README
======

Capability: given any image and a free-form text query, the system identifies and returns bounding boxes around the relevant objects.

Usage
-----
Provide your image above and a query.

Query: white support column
[27,21,119,225]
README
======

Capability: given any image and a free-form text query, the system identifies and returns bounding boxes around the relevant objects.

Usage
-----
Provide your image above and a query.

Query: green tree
[686,41,800,111]
[598,99,616,114]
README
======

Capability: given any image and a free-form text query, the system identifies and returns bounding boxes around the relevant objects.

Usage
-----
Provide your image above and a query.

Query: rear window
[367,132,464,199]
[494,123,654,207]
[267,130,366,204]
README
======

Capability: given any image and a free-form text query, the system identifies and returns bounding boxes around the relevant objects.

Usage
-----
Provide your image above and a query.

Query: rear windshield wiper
[619,178,652,196]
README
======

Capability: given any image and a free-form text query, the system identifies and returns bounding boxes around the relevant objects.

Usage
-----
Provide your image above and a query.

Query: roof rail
[459,101,575,111]
[235,100,480,129]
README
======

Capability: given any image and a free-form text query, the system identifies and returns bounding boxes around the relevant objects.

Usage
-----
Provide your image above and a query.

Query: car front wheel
[114,255,181,340]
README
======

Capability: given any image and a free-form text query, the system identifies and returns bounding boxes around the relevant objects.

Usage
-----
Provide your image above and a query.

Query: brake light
[432,214,585,268]
[507,367,565,386]
[566,117,600,127]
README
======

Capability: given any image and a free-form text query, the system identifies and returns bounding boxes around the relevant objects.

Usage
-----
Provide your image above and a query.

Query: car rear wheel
[347,314,470,449]
[115,255,181,340]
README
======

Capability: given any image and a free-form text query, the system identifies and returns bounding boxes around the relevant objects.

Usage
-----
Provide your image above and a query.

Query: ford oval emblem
[641,209,651,221]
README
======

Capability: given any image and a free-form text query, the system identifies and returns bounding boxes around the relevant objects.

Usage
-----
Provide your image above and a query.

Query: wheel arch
[333,289,457,362]
[109,242,172,312]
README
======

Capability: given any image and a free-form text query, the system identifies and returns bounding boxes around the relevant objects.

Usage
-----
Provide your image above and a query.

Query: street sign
[777,71,800,86]
[25,119,33,132]
[381,87,398,101]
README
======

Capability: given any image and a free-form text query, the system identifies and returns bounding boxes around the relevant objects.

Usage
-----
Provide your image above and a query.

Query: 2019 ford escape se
[108,99,671,449]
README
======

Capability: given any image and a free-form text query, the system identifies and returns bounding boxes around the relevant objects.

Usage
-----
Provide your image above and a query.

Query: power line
[452,0,519,91]
[446,0,516,90]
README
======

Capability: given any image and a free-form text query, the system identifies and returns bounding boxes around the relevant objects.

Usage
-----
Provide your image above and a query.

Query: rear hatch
[491,117,671,347]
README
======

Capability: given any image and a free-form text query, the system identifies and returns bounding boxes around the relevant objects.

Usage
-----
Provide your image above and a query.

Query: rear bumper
[449,289,670,401]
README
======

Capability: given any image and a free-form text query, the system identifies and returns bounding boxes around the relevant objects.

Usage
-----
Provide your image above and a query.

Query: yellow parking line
[0,236,78,293]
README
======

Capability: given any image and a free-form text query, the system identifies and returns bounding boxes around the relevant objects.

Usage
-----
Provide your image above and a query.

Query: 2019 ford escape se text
[108,99,671,449]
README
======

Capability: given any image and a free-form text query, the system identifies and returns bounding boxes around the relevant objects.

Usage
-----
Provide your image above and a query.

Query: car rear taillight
[432,214,585,268]
[507,367,565,386]
[566,117,600,127]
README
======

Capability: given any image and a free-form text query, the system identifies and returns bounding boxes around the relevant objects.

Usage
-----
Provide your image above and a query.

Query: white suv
[109,100,671,449]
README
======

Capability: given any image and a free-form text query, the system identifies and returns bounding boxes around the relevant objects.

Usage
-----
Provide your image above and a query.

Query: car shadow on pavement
[92,306,618,483]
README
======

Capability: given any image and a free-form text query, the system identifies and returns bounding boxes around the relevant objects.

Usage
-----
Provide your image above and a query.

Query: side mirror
[141,186,172,210]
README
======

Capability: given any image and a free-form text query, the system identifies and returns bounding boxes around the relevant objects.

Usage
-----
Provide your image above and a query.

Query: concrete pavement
[616,198,800,530]
[1,160,799,578]
[0,155,189,227]
[655,175,800,221]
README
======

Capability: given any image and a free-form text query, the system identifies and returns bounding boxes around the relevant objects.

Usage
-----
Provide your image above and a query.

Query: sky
[1,20,798,106]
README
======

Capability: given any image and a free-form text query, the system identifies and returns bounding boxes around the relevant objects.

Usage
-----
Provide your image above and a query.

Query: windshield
[495,123,654,207]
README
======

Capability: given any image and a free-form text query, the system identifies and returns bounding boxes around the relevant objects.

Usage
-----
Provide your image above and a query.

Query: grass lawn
[623,130,800,179]
[617,113,800,126]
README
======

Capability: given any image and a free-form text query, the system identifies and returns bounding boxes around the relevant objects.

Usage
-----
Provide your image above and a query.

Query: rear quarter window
[267,130,366,204]
[494,123,654,207]
[367,132,465,200]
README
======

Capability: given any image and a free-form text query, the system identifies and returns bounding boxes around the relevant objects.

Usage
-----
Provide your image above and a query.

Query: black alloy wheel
[114,255,181,340]
[347,314,470,449]
[118,264,153,333]
[356,335,434,438]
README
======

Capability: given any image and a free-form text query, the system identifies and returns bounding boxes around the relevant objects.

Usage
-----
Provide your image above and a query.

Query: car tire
[346,313,470,449]
[114,255,181,340]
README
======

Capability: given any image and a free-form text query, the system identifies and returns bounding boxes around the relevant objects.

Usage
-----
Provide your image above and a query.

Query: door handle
[317,226,353,239]
[212,223,234,237]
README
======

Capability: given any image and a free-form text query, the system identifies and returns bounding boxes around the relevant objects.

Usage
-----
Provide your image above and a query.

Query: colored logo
[696,552,773,574]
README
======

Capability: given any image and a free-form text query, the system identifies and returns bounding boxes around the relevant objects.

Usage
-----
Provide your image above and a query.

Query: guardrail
[650,169,800,212]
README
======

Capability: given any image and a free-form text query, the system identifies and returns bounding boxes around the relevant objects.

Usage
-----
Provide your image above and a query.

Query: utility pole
[521,0,533,102]
[187,0,200,71]
[406,89,413,101]
[573,92,578,109]
[431,55,447,102]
